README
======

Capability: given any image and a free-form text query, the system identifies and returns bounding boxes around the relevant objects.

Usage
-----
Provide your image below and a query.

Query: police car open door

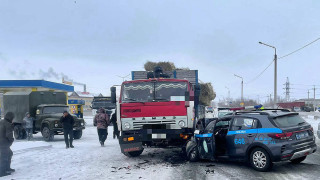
[196,120,216,159]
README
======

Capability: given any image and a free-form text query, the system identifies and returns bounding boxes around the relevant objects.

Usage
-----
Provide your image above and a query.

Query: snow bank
[304,116,320,144]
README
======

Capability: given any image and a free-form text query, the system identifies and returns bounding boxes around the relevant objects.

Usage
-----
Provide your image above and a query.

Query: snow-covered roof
[69,91,100,98]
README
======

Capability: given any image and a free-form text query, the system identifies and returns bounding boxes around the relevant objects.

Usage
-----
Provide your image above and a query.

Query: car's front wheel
[290,156,306,164]
[187,147,199,162]
[123,149,144,157]
[250,148,273,172]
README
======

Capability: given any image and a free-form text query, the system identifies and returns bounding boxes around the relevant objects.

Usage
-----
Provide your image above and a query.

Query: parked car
[186,109,317,172]
[206,106,214,113]
[293,106,301,112]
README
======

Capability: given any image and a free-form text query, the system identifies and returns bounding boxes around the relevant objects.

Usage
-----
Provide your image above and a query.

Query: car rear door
[226,116,259,157]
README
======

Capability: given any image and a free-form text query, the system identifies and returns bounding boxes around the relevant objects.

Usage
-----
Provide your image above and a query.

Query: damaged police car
[186,109,317,171]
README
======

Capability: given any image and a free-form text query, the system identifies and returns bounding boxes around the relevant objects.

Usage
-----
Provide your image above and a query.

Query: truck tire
[73,130,83,139]
[290,156,306,164]
[14,125,26,140]
[22,129,27,139]
[124,149,144,157]
[250,148,273,172]
[42,126,54,141]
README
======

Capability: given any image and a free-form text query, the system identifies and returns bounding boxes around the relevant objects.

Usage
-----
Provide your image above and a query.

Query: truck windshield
[273,115,306,128]
[155,82,187,101]
[43,106,69,114]
[121,81,188,102]
[122,82,153,102]
[92,101,115,109]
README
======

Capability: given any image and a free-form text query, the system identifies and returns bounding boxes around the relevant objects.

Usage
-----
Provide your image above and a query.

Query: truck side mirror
[185,91,190,101]
[111,87,116,104]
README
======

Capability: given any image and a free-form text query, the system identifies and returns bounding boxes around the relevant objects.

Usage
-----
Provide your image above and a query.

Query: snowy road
[4,114,320,180]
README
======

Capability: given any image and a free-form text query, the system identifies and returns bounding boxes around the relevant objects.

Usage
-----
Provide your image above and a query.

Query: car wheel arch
[246,142,274,162]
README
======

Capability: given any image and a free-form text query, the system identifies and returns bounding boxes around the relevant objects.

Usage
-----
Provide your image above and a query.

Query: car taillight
[268,132,293,140]
[310,127,314,133]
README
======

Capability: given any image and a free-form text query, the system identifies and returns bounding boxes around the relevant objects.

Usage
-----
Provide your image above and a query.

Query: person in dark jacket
[94,108,110,146]
[60,111,75,148]
[110,111,119,139]
[0,112,15,177]
[23,112,34,141]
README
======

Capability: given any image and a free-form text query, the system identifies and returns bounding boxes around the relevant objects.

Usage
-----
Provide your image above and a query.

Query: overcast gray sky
[0,0,319,102]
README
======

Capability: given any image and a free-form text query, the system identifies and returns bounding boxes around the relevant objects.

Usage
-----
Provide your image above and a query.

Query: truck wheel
[187,147,199,162]
[124,149,144,157]
[73,130,83,139]
[22,129,27,139]
[290,156,306,164]
[250,148,273,172]
[42,126,54,141]
[14,125,24,140]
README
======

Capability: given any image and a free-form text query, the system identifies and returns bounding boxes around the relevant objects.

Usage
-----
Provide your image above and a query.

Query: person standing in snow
[110,110,119,139]
[94,108,110,146]
[0,112,15,177]
[60,111,75,149]
[23,112,34,141]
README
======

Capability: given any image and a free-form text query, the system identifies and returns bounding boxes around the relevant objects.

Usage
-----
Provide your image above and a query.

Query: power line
[245,37,319,84]
[245,60,274,84]
[278,37,320,59]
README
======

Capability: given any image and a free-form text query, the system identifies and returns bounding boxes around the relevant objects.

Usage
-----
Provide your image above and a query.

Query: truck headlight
[178,120,185,127]
[81,122,84,126]
[55,124,58,128]
[124,122,130,130]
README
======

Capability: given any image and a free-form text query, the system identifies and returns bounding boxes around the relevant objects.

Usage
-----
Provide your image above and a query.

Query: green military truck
[3,91,85,141]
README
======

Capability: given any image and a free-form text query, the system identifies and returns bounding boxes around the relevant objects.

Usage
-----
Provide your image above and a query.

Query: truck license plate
[296,131,309,140]
[152,134,166,139]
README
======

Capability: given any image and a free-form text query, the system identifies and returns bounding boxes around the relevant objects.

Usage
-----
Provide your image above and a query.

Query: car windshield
[273,115,306,128]
[43,106,69,114]
[92,101,115,109]
[218,111,231,118]
[121,81,187,102]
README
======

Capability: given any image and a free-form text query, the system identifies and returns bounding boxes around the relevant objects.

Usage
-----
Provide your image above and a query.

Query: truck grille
[132,120,176,129]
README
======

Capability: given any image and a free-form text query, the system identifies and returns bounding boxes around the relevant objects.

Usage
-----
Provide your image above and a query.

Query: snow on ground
[301,112,320,144]
[11,141,52,154]
[3,113,320,180]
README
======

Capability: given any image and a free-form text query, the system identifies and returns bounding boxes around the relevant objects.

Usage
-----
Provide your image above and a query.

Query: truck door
[196,120,216,159]
[226,117,258,157]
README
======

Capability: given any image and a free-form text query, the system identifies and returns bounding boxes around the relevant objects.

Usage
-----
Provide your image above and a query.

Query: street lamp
[234,74,244,106]
[259,41,277,108]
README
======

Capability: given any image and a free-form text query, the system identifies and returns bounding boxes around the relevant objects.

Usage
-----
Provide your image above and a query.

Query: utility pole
[234,74,244,106]
[284,77,290,102]
[313,85,316,111]
[270,94,272,105]
[225,86,230,101]
[259,42,277,108]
